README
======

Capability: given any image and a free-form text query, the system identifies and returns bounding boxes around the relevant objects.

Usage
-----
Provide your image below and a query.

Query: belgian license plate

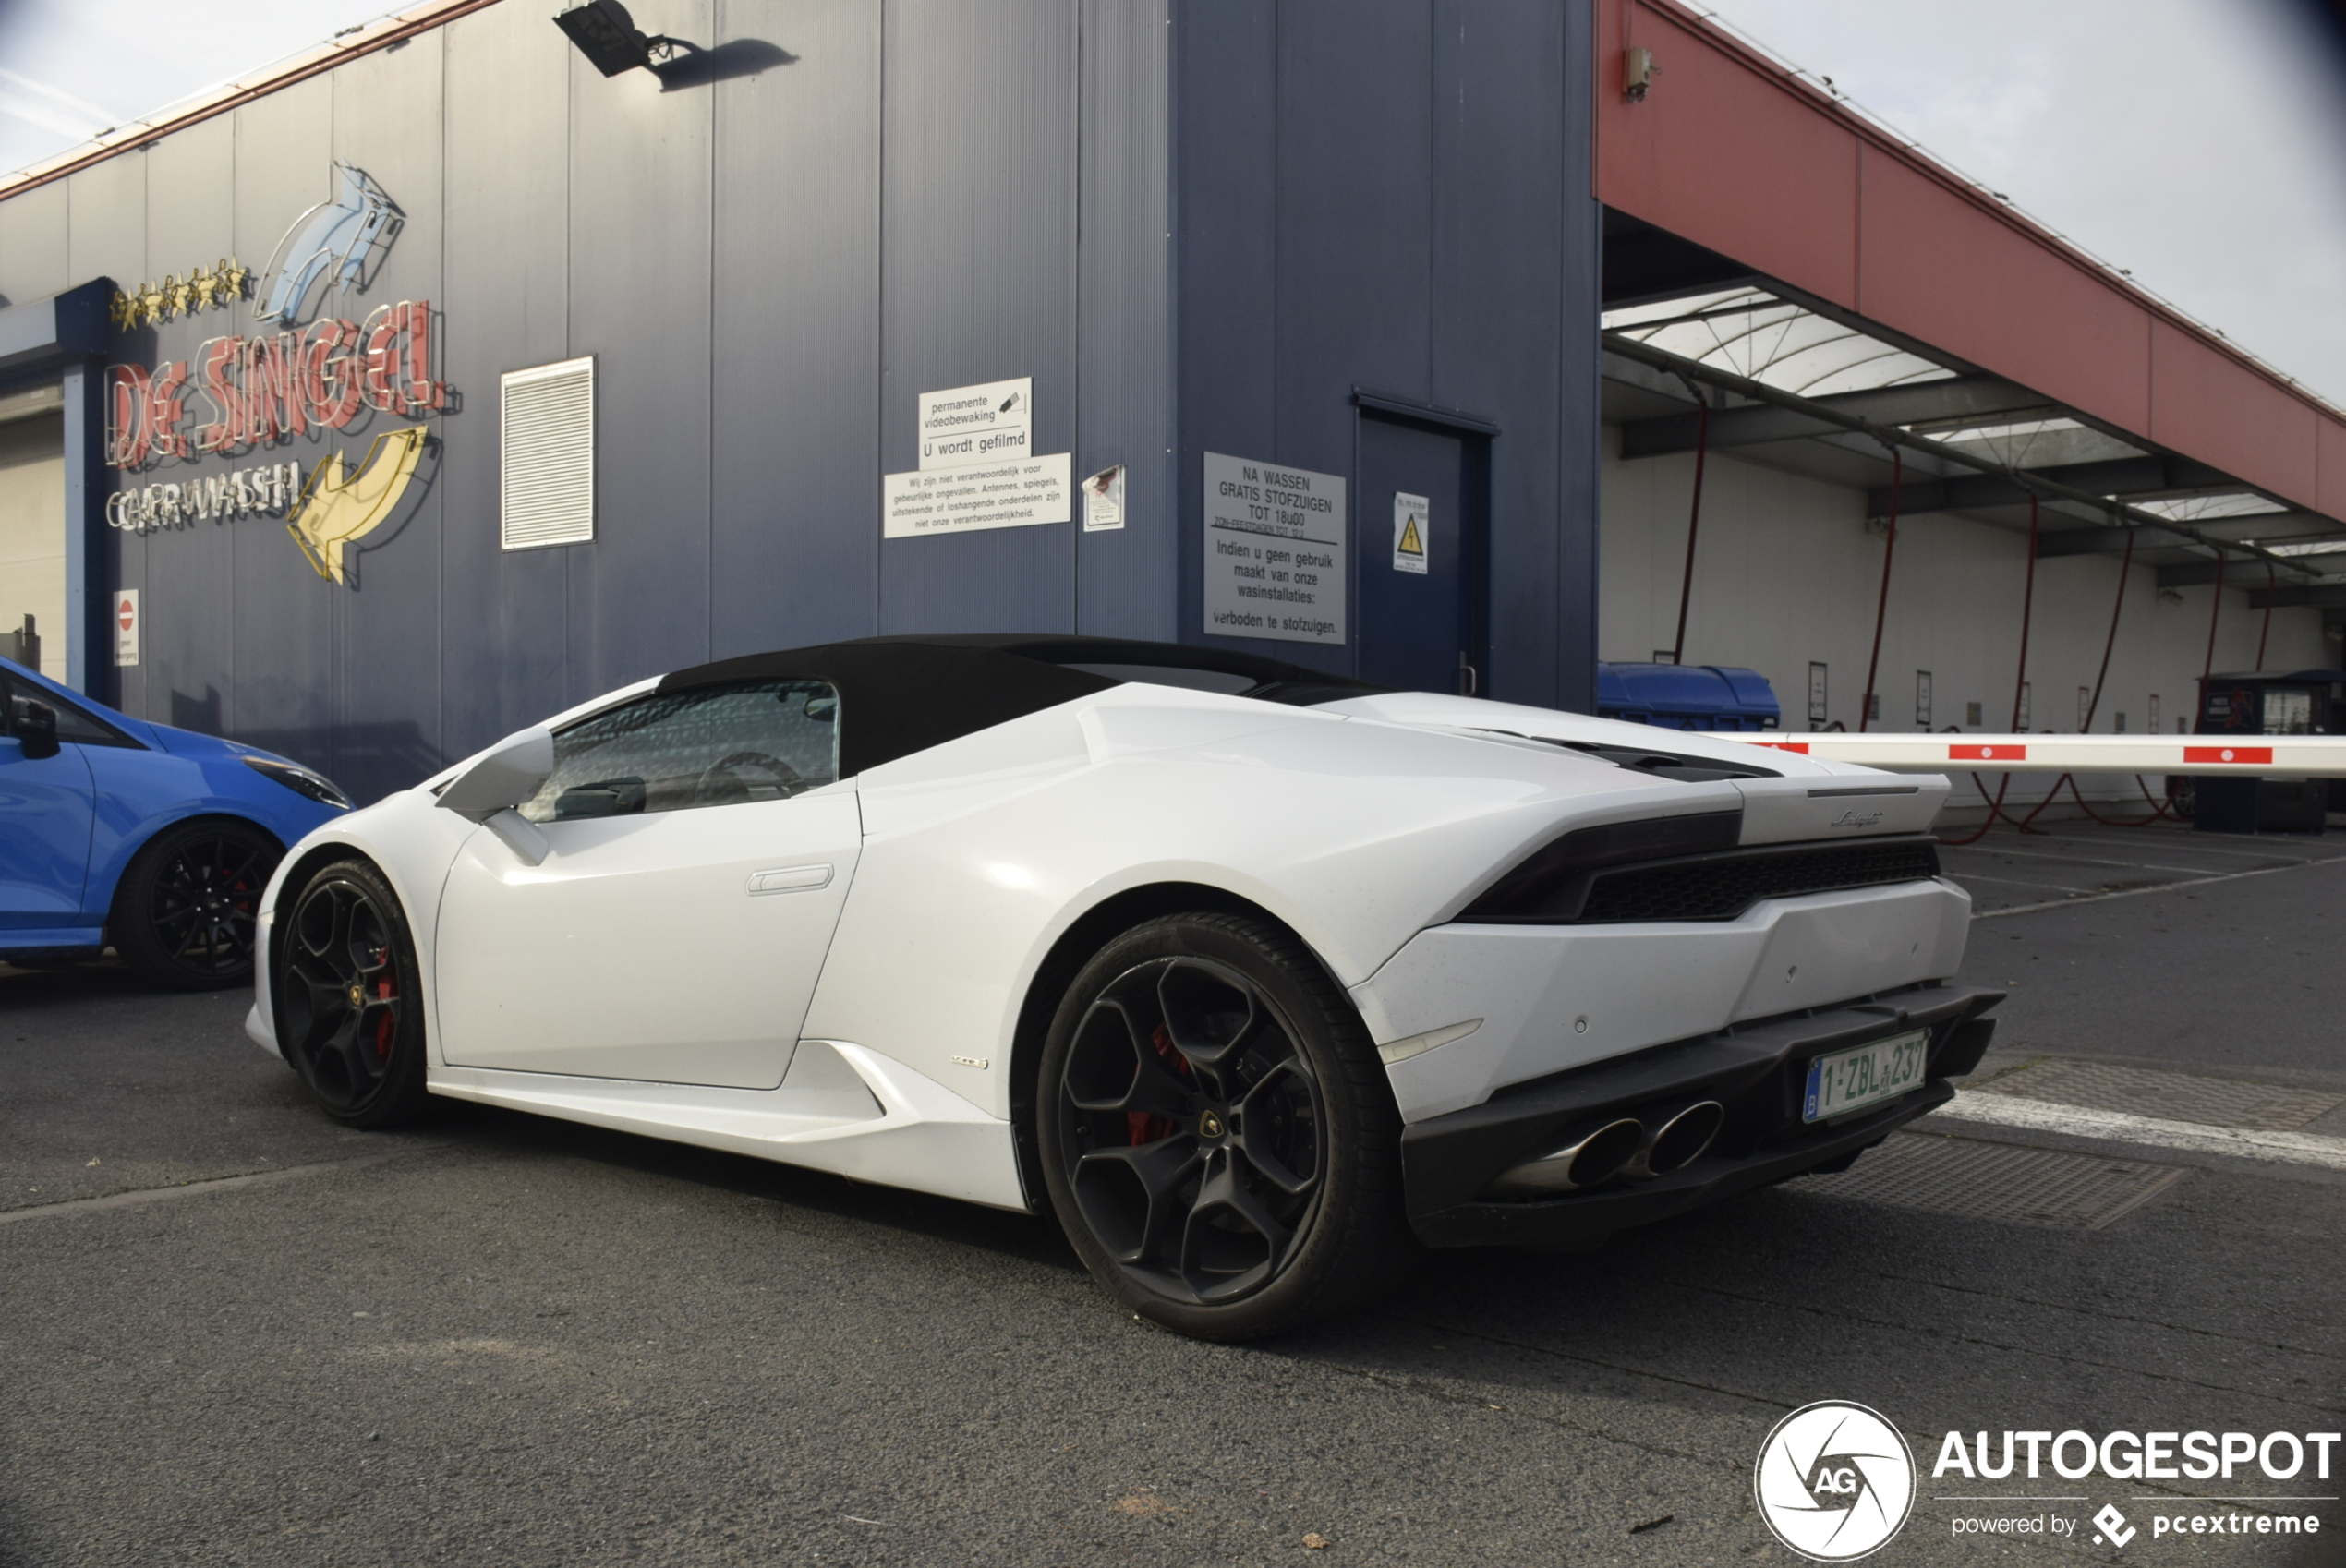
[1802,1030,1930,1122]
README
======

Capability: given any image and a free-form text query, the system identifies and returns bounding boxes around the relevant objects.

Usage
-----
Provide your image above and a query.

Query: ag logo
[1754,1401,1916,1561]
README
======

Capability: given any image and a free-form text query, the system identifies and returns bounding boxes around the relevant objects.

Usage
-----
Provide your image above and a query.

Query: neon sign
[287,428,428,585]
[256,164,402,327]
[106,461,304,536]
[105,301,443,469]
[103,163,443,589]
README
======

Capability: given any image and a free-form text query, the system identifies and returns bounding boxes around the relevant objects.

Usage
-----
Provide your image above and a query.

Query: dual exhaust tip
[1485,1100,1725,1200]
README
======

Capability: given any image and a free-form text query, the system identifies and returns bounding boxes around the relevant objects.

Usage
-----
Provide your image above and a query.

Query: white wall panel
[1599,424,2329,808]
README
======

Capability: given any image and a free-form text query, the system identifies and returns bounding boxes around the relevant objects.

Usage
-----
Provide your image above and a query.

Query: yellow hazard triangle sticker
[1399,515,1423,555]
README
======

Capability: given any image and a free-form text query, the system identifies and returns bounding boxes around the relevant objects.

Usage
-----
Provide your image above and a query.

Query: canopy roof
[1597,0,2346,613]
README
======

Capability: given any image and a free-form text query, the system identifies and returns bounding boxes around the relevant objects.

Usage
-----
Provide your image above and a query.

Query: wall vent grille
[501,356,594,549]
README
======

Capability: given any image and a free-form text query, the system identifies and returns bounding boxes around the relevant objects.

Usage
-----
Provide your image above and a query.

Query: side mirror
[436,727,555,823]
[13,699,59,761]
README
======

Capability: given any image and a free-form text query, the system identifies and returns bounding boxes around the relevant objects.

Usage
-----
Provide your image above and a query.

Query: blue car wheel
[109,817,281,991]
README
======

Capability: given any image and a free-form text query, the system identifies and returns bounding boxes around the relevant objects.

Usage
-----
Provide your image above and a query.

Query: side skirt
[426,1041,1031,1212]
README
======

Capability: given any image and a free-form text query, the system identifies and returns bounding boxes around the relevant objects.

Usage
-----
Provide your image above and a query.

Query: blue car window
[518,680,840,824]
[4,677,141,748]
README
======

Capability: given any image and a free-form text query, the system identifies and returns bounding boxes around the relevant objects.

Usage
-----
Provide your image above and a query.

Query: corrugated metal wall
[0,0,1599,801]
[1175,0,1600,708]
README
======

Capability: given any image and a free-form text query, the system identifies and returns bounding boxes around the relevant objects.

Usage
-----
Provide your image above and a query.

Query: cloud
[0,90,103,143]
[0,0,397,179]
[0,66,124,128]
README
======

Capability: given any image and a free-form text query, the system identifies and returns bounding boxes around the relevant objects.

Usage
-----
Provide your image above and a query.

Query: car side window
[3,677,137,747]
[518,680,841,823]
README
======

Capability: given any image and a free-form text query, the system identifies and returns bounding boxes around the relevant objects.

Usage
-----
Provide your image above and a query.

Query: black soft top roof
[659,634,1384,778]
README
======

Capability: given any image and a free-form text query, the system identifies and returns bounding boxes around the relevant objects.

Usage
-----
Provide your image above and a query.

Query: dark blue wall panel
[1554,0,1602,713]
[565,0,716,702]
[1175,0,1600,701]
[877,0,1078,635]
[228,81,337,769]
[222,82,337,768]
[1172,0,1279,661]
[709,0,882,658]
[11,0,1602,797]
[1433,0,1565,708]
[67,151,153,722]
[327,39,448,802]
[441,0,574,759]
[1076,0,1175,642]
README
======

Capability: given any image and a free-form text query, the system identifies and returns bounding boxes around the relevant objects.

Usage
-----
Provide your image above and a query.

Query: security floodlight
[552,0,681,77]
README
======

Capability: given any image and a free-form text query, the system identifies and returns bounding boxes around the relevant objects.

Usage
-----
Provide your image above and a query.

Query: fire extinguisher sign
[115,589,139,668]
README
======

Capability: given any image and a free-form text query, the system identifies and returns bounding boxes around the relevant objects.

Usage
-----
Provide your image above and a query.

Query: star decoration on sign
[105,257,252,333]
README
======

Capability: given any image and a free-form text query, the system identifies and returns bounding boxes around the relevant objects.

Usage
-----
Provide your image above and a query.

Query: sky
[1699,0,2346,407]
[0,0,398,168]
[1,0,2343,405]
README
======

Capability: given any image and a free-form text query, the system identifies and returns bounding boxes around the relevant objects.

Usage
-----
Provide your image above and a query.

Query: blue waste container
[1595,663,1782,731]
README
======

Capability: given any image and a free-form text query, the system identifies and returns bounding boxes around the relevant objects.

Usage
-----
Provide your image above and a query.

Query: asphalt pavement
[2,825,2340,1568]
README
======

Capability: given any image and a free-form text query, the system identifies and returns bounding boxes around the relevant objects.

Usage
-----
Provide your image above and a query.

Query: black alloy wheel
[110,818,281,990]
[279,860,430,1128]
[1037,913,1414,1340]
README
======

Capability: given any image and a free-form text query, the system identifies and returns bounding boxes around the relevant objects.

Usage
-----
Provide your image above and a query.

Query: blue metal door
[1355,414,1485,694]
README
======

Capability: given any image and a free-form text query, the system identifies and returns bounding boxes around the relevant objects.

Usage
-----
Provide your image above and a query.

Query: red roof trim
[1599,0,2346,516]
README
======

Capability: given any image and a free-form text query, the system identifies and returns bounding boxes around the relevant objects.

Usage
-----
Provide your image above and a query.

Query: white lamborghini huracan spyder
[249,635,1997,1338]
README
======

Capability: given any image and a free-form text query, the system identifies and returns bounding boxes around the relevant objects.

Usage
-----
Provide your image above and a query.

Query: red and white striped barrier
[1726,732,2346,776]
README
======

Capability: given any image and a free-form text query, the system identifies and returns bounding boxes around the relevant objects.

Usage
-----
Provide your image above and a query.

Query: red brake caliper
[371,952,397,1060]
[1128,1023,1189,1146]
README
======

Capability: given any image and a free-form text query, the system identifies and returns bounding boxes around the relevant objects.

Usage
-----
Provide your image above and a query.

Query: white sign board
[1202,452,1345,645]
[1082,464,1125,531]
[884,453,1070,537]
[114,588,139,667]
[918,377,1031,470]
[886,375,1075,537]
[1392,491,1429,573]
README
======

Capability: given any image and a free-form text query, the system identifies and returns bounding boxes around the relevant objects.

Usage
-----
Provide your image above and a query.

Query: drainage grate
[1973,1059,2343,1132]
[1796,1132,2188,1229]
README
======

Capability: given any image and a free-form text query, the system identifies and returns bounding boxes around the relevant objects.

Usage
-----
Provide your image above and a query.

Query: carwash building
[0,0,2340,808]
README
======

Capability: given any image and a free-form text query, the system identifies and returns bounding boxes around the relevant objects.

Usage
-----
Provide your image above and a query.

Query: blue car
[1,655,350,989]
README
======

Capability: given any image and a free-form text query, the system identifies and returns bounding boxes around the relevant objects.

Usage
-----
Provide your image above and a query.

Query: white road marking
[1930,1092,2346,1171]
[2011,831,2332,865]
[1946,871,2095,894]
[1970,853,2346,919]
[1941,843,2208,874]
[0,1148,442,1225]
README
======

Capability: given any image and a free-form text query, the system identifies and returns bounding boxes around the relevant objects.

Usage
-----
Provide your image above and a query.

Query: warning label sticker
[1202,452,1346,645]
[1392,491,1428,574]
